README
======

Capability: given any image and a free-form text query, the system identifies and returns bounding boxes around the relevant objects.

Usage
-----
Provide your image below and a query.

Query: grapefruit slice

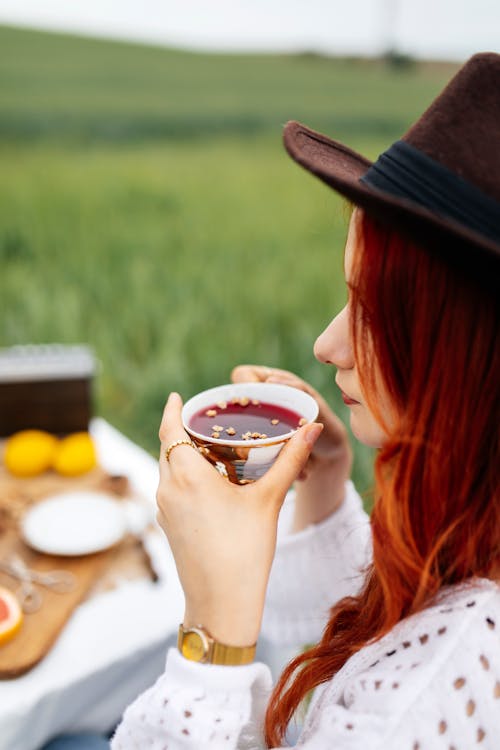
[0,586,23,646]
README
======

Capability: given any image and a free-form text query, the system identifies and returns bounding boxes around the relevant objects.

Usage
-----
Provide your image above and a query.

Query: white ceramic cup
[182,382,319,484]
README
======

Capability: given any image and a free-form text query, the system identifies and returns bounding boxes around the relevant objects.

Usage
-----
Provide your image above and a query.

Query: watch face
[181,629,208,662]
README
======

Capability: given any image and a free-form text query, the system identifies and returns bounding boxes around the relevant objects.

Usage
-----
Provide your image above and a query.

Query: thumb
[258,422,324,500]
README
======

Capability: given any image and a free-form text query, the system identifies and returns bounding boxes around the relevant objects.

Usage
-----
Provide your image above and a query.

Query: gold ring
[165,439,196,463]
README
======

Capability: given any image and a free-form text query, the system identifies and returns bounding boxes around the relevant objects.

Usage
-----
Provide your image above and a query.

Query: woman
[112,53,499,749]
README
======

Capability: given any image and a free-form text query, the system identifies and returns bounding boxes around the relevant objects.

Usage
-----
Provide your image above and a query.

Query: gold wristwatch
[177,624,256,666]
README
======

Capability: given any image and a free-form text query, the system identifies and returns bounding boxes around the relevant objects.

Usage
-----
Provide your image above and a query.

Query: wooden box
[0,345,96,436]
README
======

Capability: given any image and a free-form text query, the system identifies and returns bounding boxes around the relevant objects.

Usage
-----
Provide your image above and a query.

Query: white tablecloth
[0,419,185,750]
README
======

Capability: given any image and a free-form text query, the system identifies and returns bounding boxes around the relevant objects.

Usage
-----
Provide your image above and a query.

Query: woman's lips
[335,376,361,405]
[340,390,360,406]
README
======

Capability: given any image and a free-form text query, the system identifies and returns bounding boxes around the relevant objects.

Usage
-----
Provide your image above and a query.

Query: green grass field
[0,26,458,490]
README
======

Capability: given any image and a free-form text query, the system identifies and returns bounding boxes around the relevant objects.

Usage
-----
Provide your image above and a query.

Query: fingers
[231,364,301,384]
[231,365,270,383]
[265,371,348,452]
[230,365,347,453]
[158,392,202,475]
[231,363,320,400]
[264,371,346,448]
[257,422,324,503]
[159,392,186,443]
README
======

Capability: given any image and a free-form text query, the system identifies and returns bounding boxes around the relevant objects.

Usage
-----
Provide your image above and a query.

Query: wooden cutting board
[0,464,151,678]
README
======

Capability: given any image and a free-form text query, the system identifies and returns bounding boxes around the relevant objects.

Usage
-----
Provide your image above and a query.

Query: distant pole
[381,0,398,56]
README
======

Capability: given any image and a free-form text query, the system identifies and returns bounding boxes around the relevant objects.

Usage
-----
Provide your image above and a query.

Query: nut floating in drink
[182,382,319,484]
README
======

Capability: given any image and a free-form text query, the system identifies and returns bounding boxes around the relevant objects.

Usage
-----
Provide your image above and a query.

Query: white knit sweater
[112,482,500,749]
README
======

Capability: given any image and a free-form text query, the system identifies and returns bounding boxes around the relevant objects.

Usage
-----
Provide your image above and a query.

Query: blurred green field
[0,26,457,490]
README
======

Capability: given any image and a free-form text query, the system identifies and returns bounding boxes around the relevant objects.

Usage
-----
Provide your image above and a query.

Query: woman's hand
[157,392,322,647]
[231,365,352,531]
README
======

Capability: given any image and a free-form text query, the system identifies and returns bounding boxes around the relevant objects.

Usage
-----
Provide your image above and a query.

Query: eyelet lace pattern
[112,585,499,750]
[298,580,500,749]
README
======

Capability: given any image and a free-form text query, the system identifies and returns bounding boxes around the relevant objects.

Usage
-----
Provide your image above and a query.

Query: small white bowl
[22,492,128,556]
[182,382,319,484]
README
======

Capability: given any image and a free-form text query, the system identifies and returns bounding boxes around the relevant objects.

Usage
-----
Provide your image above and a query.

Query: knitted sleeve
[111,648,273,750]
[262,480,372,645]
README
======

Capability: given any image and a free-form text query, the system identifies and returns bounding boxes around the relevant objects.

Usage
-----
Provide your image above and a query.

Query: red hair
[265,209,500,746]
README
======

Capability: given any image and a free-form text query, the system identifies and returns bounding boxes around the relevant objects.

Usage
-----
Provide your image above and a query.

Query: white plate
[21,491,127,556]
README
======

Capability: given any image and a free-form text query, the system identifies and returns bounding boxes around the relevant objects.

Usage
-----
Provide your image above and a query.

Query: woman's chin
[349,410,385,449]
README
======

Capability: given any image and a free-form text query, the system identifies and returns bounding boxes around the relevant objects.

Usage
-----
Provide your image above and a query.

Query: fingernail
[304,422,323,445]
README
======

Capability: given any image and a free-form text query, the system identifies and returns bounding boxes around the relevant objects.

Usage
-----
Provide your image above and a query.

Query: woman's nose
[313,305,354,370]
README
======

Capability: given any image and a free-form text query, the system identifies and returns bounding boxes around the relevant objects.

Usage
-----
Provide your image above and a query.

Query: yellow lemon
[4,430,58,477]
[0,586,23,646]
[53,432,97,476]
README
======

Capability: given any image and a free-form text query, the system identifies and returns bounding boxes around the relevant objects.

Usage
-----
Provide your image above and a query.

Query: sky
[0,0,499,60]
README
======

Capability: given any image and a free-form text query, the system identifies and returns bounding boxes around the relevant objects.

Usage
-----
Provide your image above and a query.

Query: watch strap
[178,624,256,666]
[211,640,257,666]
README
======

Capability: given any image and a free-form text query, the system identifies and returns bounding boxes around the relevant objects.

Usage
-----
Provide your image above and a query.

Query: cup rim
[182,382,319,447]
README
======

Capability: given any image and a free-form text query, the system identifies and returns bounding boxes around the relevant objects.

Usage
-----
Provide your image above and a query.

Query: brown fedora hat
[283,53,500,273]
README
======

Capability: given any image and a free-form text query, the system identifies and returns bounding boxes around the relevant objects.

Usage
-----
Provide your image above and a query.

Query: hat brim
[283,121,500,266]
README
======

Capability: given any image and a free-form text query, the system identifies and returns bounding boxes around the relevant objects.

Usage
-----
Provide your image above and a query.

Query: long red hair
[265,209,500,746]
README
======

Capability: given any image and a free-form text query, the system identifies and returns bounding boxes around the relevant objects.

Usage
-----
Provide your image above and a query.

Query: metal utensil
[0,555,77,613]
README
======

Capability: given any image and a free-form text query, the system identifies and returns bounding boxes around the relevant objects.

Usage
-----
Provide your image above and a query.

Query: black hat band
[360,140,500,244]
